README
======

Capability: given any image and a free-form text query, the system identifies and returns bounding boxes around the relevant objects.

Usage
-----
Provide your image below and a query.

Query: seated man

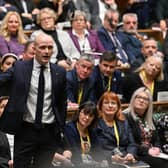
[97,9,137,67]
[8,0,39,29]
[130,38,158,72]
[67,54,95,107]
[0,0,17,20]
[121,13,143,59]
[91,51,123,103]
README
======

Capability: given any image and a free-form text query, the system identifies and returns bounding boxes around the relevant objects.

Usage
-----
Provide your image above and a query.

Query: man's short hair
[100,51,117,63]
[78,53,95,64]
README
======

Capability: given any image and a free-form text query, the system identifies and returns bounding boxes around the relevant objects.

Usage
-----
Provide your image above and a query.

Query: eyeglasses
[135,95,149,102]
[40,17,53,22]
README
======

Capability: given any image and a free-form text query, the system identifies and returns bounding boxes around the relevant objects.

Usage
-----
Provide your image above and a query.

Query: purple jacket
[0,35,25,57]
[68,29,105,57]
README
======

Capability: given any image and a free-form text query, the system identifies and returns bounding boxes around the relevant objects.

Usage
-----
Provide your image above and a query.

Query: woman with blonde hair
[124,87,168,168]
[122,55,168,102]
[0,11,28,57]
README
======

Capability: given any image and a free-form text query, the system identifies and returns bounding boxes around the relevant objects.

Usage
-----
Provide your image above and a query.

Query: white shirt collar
[72,29,89,38]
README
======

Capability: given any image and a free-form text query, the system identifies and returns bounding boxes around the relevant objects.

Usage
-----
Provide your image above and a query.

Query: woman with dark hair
[0,53,18,97]
[124,87,168,168]
[96,91,137,164]
[65,101,100,165]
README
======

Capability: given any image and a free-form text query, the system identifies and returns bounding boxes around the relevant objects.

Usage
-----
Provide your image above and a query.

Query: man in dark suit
[0,33,67,168]
[67,54,95,106]
[91,51,123,103]
[0,0,17,20]
[97,9,137,66]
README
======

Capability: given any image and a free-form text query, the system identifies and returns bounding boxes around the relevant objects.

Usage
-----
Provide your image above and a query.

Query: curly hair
[0,11,27,44]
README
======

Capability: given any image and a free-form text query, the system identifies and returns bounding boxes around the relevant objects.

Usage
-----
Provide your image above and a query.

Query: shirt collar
[33,58,50,69]
[72,29,89,38]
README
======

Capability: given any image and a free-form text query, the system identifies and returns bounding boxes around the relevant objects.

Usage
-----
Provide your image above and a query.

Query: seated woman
[0,11,28,57]
[68,10,105,64]
[31,7,80,70]
[122,55,168,103]
[65,101,101,165]
[0,53,18,97]
[96,91,137,164]
[38,0,76,23]
[124,87,168,168]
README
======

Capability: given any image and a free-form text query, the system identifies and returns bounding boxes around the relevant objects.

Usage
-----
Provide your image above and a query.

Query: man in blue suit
[97,9,137,67]
[0,33,67,168]
[67,54,95,106]
[0,0,17,20]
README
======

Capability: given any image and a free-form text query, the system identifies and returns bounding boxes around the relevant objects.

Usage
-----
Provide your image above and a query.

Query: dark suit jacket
[91,65,122,102]
[95,118,137,160]
[66,68,95,104]
[0,131,11,168]
[0,0,17,20]
[8,0,36,26]
[0,60,67,134]
[123,32,142,60]
[97,27,137,64]
[122,72,168,103]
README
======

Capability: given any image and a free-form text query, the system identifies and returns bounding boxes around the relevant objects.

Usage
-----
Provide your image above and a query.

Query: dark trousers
[14,122,61,168]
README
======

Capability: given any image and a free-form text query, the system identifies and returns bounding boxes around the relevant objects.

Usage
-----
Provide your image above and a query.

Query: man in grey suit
[0,33,67,168]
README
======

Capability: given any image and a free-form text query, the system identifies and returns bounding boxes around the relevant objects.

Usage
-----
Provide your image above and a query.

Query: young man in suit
[0,33,67,168]
[91,51,123,103]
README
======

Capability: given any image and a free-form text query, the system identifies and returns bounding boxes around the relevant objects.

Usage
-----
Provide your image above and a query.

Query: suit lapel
[24,60,33,94]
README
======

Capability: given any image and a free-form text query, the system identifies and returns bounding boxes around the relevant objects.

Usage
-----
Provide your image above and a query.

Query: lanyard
[141,70,154,95]
[77,123,91,154]
[107,76,112,91]
[77,84,83,104]
[113,120,119,147]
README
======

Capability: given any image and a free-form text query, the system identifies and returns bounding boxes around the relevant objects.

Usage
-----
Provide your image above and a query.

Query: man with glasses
[97,9,137,69]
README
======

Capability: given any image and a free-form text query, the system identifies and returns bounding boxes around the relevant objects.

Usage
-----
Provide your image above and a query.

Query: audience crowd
[0,0,168,168]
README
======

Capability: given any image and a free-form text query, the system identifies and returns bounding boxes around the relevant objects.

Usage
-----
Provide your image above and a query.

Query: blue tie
[35,65,45,128]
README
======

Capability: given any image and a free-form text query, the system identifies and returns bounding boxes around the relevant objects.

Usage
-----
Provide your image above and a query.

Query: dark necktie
[35,65,45,128]
[111,32,128,63]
